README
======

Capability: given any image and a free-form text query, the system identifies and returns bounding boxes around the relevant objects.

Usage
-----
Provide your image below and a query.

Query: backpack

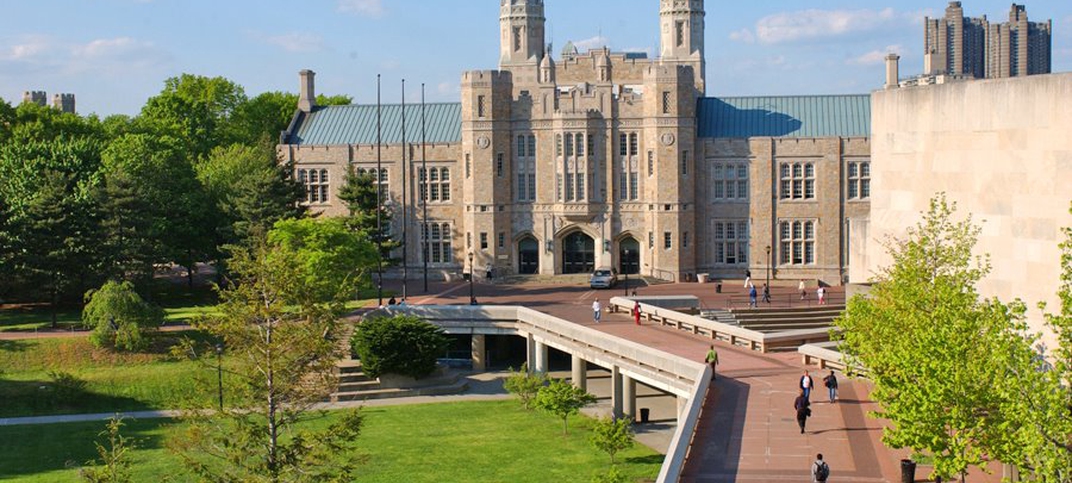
[814,461,829,481]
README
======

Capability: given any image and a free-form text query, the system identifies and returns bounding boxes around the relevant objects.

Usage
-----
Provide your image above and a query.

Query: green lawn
[0,332,223,417]
[0,401,662,482]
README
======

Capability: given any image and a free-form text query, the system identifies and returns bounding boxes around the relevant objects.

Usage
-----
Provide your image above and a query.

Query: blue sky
[1,0,1069,116]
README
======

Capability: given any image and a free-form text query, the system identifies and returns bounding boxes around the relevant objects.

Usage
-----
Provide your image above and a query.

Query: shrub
[503,363,547,410]
[534,379,596,436]
[350,314,449,379]
[84,280,164,352]
[590,416,636,464]
[590,466,628,483]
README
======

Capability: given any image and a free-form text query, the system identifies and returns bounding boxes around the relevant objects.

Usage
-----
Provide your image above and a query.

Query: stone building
[924,1,1052,79]
[278,0,869,285]
[20,90,76,114]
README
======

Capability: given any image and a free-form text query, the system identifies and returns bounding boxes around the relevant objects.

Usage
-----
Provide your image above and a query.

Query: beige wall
[863,73,1072,346]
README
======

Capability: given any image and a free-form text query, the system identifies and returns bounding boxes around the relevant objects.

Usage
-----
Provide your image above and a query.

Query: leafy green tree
[336,164,400,264]
[590,416,636,464]
[80,417,135,483]
[835,194,1021,481]
[171,217,373,482]
[9,102,106,144]
[84,280,163,352]
[0,97,14,143]
[350,314,450,379]
[503,363,547,409]
[590,465,628,483]
[535,379,597,436]
[137,74,247,160]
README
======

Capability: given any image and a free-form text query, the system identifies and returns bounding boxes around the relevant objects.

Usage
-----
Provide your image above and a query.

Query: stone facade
[278,0,867,285]
[856,72,1072,349]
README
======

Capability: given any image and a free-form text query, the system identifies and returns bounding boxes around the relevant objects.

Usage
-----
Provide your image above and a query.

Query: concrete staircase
[726,305,845,333]
[328,360,470,402]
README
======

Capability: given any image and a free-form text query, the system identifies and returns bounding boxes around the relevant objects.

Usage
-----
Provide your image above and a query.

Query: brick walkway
[405,279,1000,483]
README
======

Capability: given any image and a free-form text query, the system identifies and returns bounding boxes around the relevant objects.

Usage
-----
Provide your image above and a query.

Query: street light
[468,252,477,305]
[623,249,630,297]
[215,343,224,412]
[765,245,772,294]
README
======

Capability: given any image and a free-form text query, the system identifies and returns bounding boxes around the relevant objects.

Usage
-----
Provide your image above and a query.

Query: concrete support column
[611,365,624,419]
[623,375,637,421]
[471,334,486,371]
[571,354,587,391]
[525,333,536,372]
[534,341,549,373]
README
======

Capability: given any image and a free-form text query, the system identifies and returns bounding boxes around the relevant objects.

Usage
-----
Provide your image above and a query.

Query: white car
[589,268,618,289]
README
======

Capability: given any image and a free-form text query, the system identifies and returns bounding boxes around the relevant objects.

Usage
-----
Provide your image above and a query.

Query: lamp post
[623,249,630,297]
[765,245,772,292]
[468,252,476,305]
[215,343,224,412]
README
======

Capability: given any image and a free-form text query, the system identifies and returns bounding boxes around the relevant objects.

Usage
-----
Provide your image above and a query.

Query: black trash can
[900,459,916,483]
[639,408,650,423]
[716,283,722,294]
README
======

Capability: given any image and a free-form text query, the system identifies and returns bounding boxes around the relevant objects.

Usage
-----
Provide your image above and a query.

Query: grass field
[0,401,662,482]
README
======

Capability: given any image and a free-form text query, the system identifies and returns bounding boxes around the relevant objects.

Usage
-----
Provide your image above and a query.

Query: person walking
[762,283,771,304]
[817,286,826,305]
[705,345,719,380]
[799,280,807,300]
[823,370,838,403]
[812,454,830,482]
[744,269,752,288]
[749,284,758,308]
[794,389,811,434]
[592,299,602,323]
[632,301,642,325]
[800,370,814,401]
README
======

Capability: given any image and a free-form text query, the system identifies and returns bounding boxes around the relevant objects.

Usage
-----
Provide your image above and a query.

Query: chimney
[298,69,317,113]
[885,53,901,89]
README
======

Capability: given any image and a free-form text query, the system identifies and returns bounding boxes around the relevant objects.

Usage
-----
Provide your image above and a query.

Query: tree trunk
[50,286,58,329]
[187,251,194,290]
[266,322,278,482]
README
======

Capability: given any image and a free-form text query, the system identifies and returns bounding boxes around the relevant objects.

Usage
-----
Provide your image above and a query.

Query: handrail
[371,304,709,483]
[648,268,677,283]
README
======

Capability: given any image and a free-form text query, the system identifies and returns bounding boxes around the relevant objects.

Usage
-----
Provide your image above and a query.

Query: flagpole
[376,74,383,307]
[421,83,428,294]
[401,79,408,301]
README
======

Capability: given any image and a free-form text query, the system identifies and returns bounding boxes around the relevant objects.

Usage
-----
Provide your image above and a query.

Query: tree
[171,217,375,482]
[590,416,636,464]
[336,164,400,264]
[137,74,247,159]
[83,280,163,352]
[79,417,135,483]
[350,314,450,379]
[534,379,596,436]
[835,194,1021,481]
[503,363,547,410]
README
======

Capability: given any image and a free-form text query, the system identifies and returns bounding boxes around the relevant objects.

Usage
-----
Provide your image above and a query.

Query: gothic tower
[500,0,546,70]
[659,0,706,94]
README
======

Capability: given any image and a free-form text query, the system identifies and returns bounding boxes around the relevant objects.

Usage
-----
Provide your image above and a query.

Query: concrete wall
[863,73,1072,347]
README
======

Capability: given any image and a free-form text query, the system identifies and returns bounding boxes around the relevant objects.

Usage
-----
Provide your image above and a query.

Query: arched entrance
[518,237,539,275]
[562,232,595,274]
[619,237,640,275]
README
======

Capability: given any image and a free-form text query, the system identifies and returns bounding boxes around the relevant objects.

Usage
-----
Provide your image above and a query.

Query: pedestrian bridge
[375,305,711,483]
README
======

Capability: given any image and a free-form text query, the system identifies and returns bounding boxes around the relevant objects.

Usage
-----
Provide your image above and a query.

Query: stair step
[329,380,469,402]
[337,380,382,392]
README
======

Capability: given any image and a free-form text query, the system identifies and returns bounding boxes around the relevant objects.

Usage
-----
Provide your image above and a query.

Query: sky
[1,0,1070,116]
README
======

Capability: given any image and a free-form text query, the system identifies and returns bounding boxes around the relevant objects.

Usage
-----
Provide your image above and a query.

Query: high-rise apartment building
[924,2,1052,79]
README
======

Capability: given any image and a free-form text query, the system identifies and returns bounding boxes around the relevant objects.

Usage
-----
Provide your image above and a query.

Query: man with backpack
[823,370,838,403]
[812,453,830,482]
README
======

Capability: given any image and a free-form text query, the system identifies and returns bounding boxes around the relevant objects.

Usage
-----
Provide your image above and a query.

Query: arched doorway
[562,232,595,274]
[619,237,640,275]
[518,237,539,275]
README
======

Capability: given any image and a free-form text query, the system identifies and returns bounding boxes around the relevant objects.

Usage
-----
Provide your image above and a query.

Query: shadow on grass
[0,339,29,352]
[0,378,149,418]
[624,454,666,465]
[0,417,172,480]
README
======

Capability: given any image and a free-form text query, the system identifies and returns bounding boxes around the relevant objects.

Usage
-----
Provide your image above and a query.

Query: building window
[498,232,505,249]
[516,134,536,202]
[513,27,522,52]
[465,153,471,178]
[357,167,389,203]
[681,150,689,176]
[496,153,504,177]
[683,232,689,249]
[619,133,628,157]
[557,132,588,202]
[848,161,871,200]
[663,232,672,250]
[618,132,639,201]
[713,220,749,265]
[467,232,472,249]
[422,222,453,264]
[477,96,486,118]
[779,220,816,265]
[648,231,654,249]
[780,162,815,200]
[418,167,451,203]
[629,133,638,156]
[298,168,330,204]
[711,161,748,201]
[662,91,672,114]
[556,134,563,157]
[676,21,685,47]
[647,151,654,177]
[480,232,488,250]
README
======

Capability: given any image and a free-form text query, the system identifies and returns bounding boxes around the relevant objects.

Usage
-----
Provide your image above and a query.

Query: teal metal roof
[698,95,870,139]
[291,103,461,145]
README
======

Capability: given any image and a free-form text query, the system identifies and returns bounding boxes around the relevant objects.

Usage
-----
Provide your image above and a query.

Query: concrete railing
[608,297,832,353]
[798,342,865,375]
[370,304,710,483]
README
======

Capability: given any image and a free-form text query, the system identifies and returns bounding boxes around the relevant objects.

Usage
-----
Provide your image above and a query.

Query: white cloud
[573,36,609,52]
[261,32,325,53]
[338,0,385,17]
[735,8,915,45]
[847,45,904,66]
[728,29,755,44]
[0,35,54,61]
